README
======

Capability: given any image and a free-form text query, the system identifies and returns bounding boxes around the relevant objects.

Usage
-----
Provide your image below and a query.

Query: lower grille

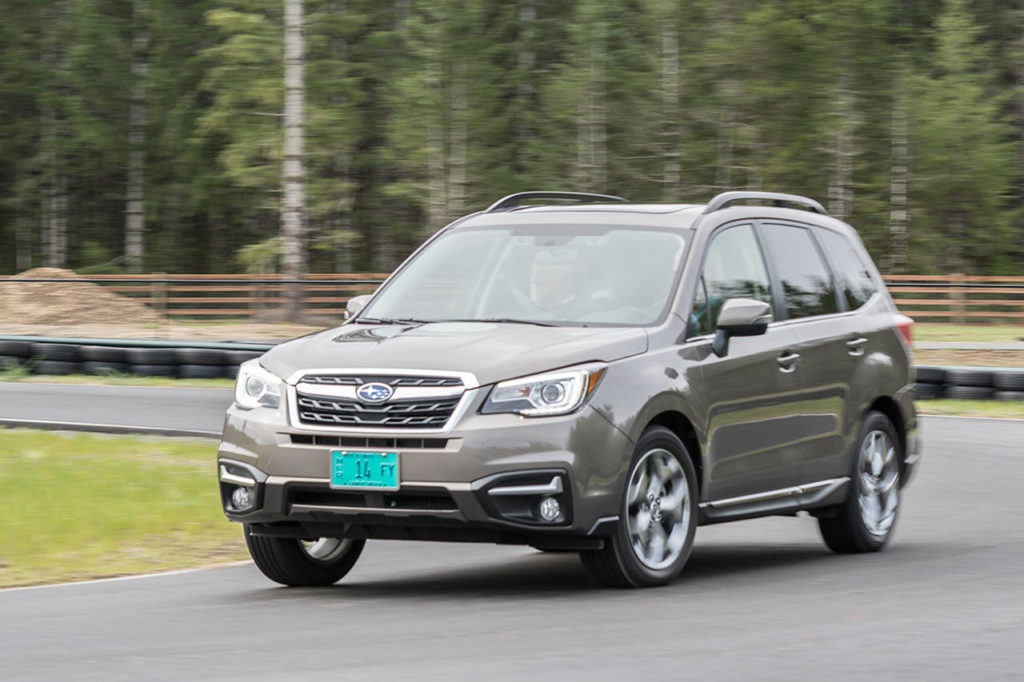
[290,488,457,511]
[296,394,460,428]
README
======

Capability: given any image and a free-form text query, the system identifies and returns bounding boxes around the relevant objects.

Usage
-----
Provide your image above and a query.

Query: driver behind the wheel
[528,249,587,319]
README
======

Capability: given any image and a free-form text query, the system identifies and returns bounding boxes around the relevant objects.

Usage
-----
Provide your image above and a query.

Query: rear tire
[245,526,365,587]
[819,411,902,553]
[580,426,698,588]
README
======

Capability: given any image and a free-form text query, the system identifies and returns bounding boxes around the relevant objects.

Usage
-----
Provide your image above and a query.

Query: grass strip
[0,429,246,588]
[916,399,1024,420]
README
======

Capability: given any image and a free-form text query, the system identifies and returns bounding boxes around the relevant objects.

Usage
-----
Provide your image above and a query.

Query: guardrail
[883,275,1024,324]
[2,273,1024,323]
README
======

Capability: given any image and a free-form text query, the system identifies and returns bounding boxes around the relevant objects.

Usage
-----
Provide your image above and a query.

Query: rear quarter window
[816,228,879,310]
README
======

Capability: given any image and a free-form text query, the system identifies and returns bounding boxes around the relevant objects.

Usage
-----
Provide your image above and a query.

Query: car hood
[260,322,648,386]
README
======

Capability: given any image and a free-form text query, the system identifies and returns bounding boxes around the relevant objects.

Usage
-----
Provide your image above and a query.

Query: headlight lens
[234,359,283,410]
[481,366,605,417]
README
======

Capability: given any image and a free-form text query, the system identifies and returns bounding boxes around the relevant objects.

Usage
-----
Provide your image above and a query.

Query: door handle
[846,336,868,356]
[777,351,801,373]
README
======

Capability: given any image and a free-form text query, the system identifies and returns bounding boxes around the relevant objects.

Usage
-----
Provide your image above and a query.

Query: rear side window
[760,224,838,320]
[816,228,879,310]
[696,224,773,334]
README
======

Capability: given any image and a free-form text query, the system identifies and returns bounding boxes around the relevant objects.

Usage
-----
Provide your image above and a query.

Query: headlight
[234,359,283,410]
[481,366,606,417]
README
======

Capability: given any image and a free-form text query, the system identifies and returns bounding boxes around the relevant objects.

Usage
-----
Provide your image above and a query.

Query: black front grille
[290,488,458,511]
[297,394,460,428]
[301,374,463,388]
[289,434,449,449]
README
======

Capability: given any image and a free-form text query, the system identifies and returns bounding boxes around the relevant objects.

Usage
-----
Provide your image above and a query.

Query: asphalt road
[0,383,232,437]
[1,415,1023,680]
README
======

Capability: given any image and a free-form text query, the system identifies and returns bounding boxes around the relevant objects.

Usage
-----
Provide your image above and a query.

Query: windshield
[360,225,689,326]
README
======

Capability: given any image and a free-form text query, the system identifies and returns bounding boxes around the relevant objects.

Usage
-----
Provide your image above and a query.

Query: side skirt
[698,477,850,525]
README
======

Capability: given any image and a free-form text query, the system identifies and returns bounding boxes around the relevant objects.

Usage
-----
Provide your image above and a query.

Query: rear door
[757,221,853,484]
[691,222,806,501]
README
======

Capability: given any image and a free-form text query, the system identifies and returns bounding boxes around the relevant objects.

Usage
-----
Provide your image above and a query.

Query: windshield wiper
[354,317,433,325]
[437,318,559,327]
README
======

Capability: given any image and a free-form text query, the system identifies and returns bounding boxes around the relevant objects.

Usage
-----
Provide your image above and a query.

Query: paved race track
[0,383,231,437]
[1,415,1022,680]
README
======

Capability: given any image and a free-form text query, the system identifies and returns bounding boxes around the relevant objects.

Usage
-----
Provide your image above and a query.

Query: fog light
[538,496,560,522]
[231,485,254,512]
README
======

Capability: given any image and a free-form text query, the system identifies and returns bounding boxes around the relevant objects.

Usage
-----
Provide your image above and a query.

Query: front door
[691,222,808,501]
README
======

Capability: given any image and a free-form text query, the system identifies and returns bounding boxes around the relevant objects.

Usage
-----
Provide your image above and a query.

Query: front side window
[816,228,879,310]
[360,225,689,326]
[760,224,838,320]
[700,224,773,333]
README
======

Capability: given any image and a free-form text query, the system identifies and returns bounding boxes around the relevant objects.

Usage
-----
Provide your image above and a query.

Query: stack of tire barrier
[0,339,264,379]
[915,365,1024,401]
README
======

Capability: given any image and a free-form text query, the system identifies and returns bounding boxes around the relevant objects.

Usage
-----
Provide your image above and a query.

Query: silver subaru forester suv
[218,191,919,588]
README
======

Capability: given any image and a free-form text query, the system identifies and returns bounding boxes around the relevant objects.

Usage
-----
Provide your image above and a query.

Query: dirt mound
[0,268,163,325]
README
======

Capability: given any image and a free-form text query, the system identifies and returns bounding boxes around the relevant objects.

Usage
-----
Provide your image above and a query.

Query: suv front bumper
[217,395,633,545]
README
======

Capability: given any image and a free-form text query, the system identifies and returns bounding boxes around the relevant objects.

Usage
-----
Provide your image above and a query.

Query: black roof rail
[485,191,628,213]
[702,191,829,216]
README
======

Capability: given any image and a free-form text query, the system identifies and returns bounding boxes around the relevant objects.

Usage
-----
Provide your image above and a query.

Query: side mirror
[711,298,772,357]
[345,294,371,320]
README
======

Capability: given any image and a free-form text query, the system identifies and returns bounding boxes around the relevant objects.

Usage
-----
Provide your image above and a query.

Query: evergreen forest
[1,0,1022,277]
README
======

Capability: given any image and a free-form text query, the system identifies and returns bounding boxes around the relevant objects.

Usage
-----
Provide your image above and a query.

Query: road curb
[0,418,221,440]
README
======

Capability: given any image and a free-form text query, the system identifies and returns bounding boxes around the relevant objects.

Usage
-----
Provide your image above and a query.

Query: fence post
[950,273,965,325]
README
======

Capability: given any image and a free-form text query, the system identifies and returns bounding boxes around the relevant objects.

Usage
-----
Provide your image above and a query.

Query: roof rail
[485,191,628,213]
[702,191,829,216]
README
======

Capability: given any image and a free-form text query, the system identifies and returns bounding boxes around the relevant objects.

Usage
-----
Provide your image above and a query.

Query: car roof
[451,200,857,237]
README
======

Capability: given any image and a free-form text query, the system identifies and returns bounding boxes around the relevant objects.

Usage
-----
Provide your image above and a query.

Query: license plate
[331,451,399,490]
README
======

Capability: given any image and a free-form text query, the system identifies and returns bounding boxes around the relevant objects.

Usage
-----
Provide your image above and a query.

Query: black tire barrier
[178,363,225,379]
[80,345,128,363]
[995,391,1024,402]
[945,385,995,400]
[945,368,995,388]
[224,364,241,380]
[914,366,947,384]
[130,363,179,377]
[0,355,25,370]
[223,349,263,365]
[32,360,80,376]
[82,361,130,375]
[0,340,32,357]
[31,342,81,362]
[994,371,1024,391]
[175,348,224,366]
[125,347,176,365]
[914,383,944,400]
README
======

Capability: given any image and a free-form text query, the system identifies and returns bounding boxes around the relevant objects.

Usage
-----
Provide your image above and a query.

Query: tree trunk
[330,0,353,273]
[41,0,71,270]
[660,22,681,201]
[888,66,910,274]
[827,72,855,220]
[448,61,468,221]
[426,55,446,234]
[282,0,307,319]
[517,0,536,169]
[576,9,607,193]
[125,0,149,274]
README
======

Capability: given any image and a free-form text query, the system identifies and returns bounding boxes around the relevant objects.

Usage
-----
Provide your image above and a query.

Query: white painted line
[0,561,252,593]
[920,414,1024,423]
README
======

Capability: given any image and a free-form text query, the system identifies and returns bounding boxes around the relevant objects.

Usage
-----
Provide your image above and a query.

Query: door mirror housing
[712,298,772,357]
[345,294,372,320]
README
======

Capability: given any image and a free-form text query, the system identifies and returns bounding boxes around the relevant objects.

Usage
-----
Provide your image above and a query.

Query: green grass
[0,429,247,588]
[916,399,1024,420]
[914,323,1024,343]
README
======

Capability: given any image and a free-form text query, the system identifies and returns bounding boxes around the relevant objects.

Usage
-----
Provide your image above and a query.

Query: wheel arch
[865,395,907,475]
[646,410,703,497]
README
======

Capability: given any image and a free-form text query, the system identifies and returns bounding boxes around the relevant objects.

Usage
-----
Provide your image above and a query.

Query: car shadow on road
[232,542,849,602]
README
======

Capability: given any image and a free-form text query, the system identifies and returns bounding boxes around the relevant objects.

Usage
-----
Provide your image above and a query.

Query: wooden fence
[2,273,1023,324]
[883,274,1024,324]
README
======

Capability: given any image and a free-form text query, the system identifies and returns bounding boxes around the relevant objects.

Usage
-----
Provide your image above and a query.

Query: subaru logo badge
[357,382,393,403]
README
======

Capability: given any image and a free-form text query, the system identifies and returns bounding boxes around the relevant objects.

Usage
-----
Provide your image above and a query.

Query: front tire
[818,410,902,553]
[580,426,698,587]
[245,526,365,586]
